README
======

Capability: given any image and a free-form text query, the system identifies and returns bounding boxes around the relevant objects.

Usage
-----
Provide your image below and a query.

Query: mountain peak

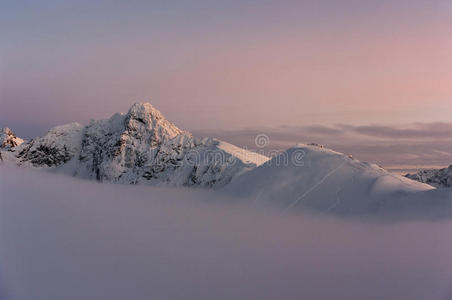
[127,102,163,120]
[0,127,24,148]
[124,102,184,139]
[70,102,268,186]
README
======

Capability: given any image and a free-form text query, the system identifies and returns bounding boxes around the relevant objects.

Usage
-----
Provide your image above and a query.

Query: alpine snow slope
[223,144,452,216]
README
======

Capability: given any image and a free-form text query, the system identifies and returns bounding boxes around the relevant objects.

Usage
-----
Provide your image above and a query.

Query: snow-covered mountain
[405,166,452,188]
[73,103,268,186]
[3,102,450,216]
[2,103,269,188]
[223,144,436,215]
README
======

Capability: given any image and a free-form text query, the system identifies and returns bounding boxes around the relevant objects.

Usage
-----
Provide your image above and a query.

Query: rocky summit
[1,102,269,188]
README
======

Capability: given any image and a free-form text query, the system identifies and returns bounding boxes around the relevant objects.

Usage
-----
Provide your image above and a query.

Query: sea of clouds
[1,166,452,300]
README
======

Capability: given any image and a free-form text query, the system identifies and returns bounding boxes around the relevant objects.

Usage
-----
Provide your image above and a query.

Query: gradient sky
[1,0,452,138]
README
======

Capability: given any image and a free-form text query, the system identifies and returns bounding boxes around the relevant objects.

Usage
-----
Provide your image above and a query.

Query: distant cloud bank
[193,122,452,170]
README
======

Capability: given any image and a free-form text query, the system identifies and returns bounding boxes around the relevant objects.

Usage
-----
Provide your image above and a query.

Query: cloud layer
[1,166,452,300]
[193,122,452,170]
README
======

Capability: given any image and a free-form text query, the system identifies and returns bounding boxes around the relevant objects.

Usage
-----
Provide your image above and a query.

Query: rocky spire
[0,127,24,149]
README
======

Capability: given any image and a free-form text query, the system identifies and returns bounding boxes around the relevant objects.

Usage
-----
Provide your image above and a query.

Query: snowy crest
[223,144,434,214]
[124,102,186,145]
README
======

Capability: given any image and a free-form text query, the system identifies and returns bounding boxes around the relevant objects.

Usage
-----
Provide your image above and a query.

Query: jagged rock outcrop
[8,102,269,188]
[0,127,24,149]
[15,123,85,167]
[75,103,185,181]
[405,166,452,188]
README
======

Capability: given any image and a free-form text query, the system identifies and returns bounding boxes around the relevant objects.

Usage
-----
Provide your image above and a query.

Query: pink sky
[1,1,452,137]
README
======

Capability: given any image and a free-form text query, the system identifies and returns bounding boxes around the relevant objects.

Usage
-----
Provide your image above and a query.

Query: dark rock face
[15,123,84,167]
[17,143,72,167]
[405,166,452,188]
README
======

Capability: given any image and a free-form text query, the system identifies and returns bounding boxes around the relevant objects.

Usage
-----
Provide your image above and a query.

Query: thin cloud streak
[193,122,452,169]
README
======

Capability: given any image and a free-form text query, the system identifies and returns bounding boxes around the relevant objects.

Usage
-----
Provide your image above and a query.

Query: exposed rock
[0,127,24,149]
[16,123,84,167]
[405,166,452,188]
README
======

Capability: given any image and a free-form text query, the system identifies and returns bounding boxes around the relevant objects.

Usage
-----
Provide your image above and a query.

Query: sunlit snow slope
[223,144,444,215]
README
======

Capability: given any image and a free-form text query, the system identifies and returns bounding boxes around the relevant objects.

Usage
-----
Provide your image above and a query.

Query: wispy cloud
[339,123,452,140]
[193,122,452,169]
